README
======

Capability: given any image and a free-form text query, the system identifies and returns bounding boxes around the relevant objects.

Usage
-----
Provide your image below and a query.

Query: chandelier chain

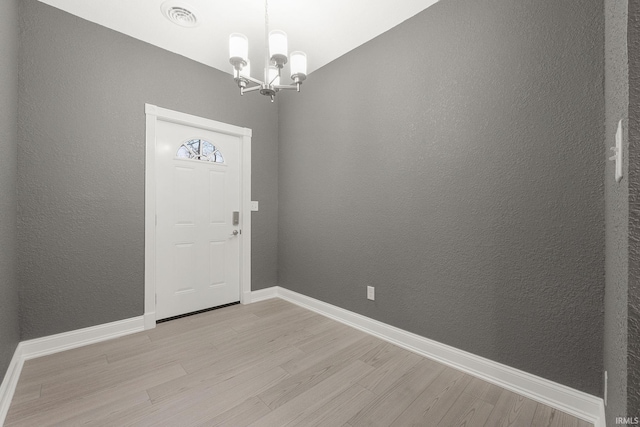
[264,0,270,82]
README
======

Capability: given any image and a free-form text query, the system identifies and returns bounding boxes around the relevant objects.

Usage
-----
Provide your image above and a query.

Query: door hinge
[155,214,157,226]
[155,294,157,304]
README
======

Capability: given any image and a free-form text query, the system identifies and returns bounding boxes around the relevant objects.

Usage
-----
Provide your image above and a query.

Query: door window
[176,139,225,163]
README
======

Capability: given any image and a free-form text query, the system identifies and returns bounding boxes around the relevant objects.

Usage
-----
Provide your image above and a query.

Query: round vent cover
[161,2,198,28]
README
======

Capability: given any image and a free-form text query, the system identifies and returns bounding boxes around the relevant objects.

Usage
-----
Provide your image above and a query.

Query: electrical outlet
[251,201,259,211]
[367,286,375,301]
[604,371,608,406]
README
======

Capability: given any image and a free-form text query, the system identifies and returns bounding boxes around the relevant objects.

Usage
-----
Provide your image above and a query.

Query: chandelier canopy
[229,0,307,102]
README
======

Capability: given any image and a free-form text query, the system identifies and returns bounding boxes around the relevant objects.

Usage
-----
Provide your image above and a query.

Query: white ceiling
[38,0,438,80]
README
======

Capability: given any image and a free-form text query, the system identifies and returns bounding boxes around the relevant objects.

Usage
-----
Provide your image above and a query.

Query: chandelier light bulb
[269,30,288,66]
[229,33,248,69]
[290,51,307,81]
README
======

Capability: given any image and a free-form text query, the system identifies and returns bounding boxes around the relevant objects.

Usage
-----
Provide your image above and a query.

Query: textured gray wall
[604,0,629,421]
[0,0,21,379]
[18,0,278,340]
[278,0,605,395]
[628,0,640,416]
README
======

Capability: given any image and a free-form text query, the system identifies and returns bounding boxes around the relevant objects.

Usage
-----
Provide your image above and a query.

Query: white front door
[155,119,241,320]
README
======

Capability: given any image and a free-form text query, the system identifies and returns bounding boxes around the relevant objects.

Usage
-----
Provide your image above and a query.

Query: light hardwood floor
[6,299,593,427]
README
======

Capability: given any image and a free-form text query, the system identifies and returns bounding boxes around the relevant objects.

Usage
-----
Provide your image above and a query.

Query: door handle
[231,230,239,236]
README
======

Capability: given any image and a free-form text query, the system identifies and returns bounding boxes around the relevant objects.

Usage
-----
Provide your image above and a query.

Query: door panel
[209,170,227,223]
[174,167,196,225]
[156,120,241,320]
[209,241,226,286]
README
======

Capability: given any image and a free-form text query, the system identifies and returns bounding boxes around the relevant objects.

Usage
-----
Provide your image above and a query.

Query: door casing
[144,104,252,330]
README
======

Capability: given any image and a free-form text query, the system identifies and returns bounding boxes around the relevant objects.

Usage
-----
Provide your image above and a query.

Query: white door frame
[144,104,252,330]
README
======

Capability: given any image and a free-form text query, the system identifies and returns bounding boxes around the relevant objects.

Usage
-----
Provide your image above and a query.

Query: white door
[155,119,241,320]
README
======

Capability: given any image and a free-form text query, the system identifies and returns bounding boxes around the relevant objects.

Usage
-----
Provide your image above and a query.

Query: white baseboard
[0,345,23,426]
[20,316,145,361]
[248,287,278,303]
[274,287,605,427]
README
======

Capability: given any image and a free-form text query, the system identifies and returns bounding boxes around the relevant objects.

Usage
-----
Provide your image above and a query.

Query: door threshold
[156,301,240,324]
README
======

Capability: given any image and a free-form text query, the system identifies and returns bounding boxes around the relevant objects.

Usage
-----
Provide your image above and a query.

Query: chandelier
[228,0,307,102]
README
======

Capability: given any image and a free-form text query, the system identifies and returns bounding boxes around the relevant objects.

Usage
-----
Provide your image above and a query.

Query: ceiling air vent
[161,2,199,28]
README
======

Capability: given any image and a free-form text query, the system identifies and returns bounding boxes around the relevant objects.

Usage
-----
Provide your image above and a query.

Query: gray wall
[604,0,629,421]
[628,0,640,415]
[278,0,605,395]
[17,0,278,340]
[0,0,21,378]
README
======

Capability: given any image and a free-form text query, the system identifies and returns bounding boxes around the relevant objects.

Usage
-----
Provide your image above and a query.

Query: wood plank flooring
[5,299,593,427]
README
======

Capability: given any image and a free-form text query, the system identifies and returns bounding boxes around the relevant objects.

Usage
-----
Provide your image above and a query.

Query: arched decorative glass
[176,139,224,163]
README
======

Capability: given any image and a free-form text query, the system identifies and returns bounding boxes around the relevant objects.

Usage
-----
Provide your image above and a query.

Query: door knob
[231,230,239,236]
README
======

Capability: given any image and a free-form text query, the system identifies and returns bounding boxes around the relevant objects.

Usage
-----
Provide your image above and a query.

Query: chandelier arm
[242,75,266,86]
[242,85,263,94]
[273,84,301,91]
